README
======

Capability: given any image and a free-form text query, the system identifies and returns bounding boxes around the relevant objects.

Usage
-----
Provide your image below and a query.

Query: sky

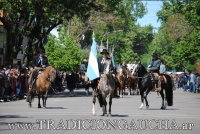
[51,1,163,36]
[137,1,163,32]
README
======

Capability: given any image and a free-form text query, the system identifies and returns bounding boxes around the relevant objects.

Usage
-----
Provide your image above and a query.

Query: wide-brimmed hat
[37,48,44,54]
[100,49,109,54]
[151,53,158,57]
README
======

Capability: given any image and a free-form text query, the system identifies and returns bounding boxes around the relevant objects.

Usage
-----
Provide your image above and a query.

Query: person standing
[159,61,166,74]
[189,71,196,93]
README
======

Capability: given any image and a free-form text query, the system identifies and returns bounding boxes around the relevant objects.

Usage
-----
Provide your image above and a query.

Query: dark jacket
[97,57,113,74]
[148,58,161,73]
[32,56,48,68]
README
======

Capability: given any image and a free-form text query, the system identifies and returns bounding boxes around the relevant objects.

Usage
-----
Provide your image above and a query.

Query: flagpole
[93,31,95,40]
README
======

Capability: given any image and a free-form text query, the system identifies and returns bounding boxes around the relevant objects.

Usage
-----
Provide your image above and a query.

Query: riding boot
[29,78,36,90]
[155,80,161,92]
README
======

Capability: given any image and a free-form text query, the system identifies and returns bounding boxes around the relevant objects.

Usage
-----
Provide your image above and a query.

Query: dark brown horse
[132,63,173,110]
[27,66,56,108]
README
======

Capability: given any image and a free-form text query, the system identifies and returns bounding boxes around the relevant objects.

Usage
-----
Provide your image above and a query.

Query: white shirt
[159,64,166,74]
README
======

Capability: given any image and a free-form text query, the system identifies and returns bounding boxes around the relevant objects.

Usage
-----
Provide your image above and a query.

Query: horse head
[117,67,123,75]
[132,62,147,77]
[103,60,111,74]
[46,66,56,82]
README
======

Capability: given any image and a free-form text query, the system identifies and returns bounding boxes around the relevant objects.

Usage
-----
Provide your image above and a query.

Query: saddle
[150,73,167,92]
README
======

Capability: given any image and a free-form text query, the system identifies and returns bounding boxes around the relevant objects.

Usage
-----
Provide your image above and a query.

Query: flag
[86,38,99,81]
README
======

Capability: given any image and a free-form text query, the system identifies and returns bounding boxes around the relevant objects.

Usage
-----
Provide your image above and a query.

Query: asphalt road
[0,88,200,134]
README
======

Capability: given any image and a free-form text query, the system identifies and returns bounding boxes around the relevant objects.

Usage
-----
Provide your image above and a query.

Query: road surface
[0,88,200,134]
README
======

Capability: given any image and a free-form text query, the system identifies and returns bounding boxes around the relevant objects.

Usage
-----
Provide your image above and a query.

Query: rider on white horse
[97,49,119,98]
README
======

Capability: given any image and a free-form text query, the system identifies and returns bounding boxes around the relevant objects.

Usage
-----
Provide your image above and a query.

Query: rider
[28,48,48,90]
[97,49,119,98]
[147,53,161,91]
[98,49,113,75]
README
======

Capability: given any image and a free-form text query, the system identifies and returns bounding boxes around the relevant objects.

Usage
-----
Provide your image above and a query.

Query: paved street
[0,88,200,134]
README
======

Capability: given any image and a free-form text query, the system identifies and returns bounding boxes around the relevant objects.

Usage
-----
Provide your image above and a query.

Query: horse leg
[108,95,112,117]
[43,91,48,108]
[92,90,96,115]
[38,94,42,108]
[128,83,131,95]
[102,96,107,116]
[139,91,144,109]
[144,90,150,109]
[42,95,45,107]
[120,87,123,98]
[27,92,32,107]
[160,89,166,110]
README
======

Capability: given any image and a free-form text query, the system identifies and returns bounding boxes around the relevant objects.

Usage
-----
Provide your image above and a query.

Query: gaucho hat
[100,49,109,54]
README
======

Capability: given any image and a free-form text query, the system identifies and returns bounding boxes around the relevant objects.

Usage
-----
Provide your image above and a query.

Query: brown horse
[27,66,56,108]
[116,67,126,97]
[123,69,138,95]
[81,73,90,96]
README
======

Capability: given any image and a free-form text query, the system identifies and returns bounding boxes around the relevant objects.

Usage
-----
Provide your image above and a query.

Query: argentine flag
[86,38,99,81]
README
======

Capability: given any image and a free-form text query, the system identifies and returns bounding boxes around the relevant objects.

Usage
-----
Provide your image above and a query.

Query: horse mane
[137,63,147,77]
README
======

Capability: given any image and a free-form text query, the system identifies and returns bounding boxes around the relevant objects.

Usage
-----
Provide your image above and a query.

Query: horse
[123,69,138,95]
[116,67,126,97]
[92,60,117,116]
[132,63,173,110]
[27,66,56,108]
[80,72,90,96]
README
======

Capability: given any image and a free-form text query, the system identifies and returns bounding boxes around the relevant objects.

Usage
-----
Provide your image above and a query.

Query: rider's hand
[42,65,46,68]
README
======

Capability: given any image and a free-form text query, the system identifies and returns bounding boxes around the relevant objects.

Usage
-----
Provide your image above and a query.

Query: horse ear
[138,61,141,64]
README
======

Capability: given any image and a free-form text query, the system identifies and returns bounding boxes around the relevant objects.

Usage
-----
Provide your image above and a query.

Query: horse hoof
[108,114,112,117]
[29,104,32,108]
[92,113,96,116]
[146,106,149,109]
[38,106,42,108]
[160,106,166,110]
[102,113,107,116]
[139,103,144,109]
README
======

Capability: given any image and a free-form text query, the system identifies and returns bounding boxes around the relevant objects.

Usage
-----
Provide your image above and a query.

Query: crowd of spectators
[0,64,29,102]
[174,72,200,93]
[0,64,69,102]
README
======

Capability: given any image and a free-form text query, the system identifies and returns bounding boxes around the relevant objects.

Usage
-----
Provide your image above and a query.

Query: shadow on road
[0,115,29,119]
[110,114,129,117]
[45,106,67,109]
[145,108,179,110]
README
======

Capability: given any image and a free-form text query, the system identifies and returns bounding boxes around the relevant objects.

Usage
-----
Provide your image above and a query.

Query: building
[0,10,6,66]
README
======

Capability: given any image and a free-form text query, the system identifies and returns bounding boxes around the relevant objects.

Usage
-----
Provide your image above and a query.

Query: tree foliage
[147,0,200,71]
[45,29,82,71]
[0,0,121,64]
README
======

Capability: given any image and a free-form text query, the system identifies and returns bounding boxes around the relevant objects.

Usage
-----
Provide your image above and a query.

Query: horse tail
[164,74,173,106]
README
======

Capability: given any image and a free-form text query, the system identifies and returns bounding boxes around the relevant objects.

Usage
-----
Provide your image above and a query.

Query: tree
[147,0,200,71]
[45,30,82,71]
[0,0,121,64]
